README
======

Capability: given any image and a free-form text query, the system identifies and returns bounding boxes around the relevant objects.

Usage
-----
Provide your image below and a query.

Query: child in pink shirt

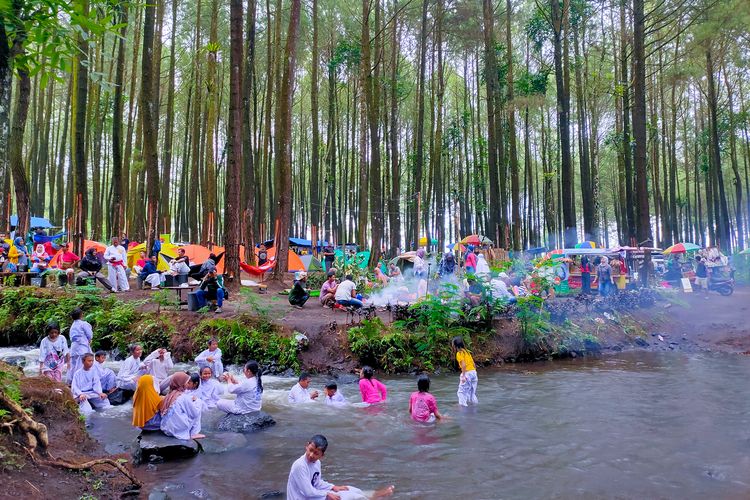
[358,366,387,404]
[409,374,443,423]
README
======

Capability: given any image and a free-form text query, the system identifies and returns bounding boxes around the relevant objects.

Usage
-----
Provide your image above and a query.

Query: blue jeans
[337,298,363,309]
[196,288,224,308]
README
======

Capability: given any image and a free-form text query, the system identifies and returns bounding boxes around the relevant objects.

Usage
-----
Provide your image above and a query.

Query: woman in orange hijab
[132,374,163,430]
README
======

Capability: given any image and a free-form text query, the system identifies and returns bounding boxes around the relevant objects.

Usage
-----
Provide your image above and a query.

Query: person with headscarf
[413,248,426,278]
[8,236,28,271]
[288,271,310,309]
[159,372,205,440]
[476,252,491,277]
[30,244,51,273]
[78,247,114,291]
[465,246,478,274]
[439,252,456,278]
[132,374,164,430]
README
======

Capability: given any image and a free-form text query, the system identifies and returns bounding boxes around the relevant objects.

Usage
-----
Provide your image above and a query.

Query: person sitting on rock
[217,360,263,415]
[132,374,163,431]
[159,372,205,440]
[289,372,319,404]
[286,434,395,500]
[71,353,111,415]
[289,271,310,309]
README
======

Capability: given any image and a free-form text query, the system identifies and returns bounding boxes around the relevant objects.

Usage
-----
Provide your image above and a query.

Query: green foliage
[150,289,181,312]
[190,317,300,371]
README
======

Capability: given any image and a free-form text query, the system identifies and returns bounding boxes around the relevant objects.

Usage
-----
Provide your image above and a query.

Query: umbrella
[460,234,493,245]
[448,242,467,252]
[10,215,54,229]
[575,241,597,249]
[663,242,700,255]
[548,249,565,256]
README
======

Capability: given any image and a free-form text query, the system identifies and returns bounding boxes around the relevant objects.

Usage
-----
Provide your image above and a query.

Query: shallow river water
[3,348,750,499]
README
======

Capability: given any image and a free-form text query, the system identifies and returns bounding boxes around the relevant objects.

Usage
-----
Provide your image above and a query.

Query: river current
[2,347,750,499]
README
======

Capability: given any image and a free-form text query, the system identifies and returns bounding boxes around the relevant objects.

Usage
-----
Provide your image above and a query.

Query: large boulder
[200,432,248,454]
[133,431,201,465]
[216,411,276,433]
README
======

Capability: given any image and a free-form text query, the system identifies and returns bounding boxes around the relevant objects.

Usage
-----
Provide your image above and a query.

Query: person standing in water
[67,308,93,384]
[451,336,478,406]
[358,366,387,404]
[409,374,443,423]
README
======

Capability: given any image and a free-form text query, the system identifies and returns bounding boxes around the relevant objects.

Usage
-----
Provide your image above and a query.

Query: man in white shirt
[104,236,129,292]
[334,274,363,309]
[288,372,319,403]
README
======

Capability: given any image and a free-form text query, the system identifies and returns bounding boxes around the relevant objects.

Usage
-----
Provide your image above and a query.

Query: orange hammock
[240,259,276,277]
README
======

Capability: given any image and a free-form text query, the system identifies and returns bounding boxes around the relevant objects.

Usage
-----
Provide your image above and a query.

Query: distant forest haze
[1,0,749,281]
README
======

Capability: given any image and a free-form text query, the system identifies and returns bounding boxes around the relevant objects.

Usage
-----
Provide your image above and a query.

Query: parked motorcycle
[708,271,734,296]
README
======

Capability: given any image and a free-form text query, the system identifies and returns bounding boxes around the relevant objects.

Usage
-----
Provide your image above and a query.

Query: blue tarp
[10,215,54,229]
[33,231,67,244]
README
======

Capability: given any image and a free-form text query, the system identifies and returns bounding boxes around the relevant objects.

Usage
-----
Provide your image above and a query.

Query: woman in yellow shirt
[451,336,478,406]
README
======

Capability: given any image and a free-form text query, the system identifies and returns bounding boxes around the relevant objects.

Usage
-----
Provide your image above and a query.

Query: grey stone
[200,432,248,454]
[215,411,276,433]
[3,356,27,367]
[334,373,359,384]
[148,493,169,500]
[260,491,283,499]
[133,431,201,465]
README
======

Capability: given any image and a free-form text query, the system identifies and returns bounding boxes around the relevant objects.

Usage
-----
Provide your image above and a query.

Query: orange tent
[50,240,107,268]
[262,246,305,272]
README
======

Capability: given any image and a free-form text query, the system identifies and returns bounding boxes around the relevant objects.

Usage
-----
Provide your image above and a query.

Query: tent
[263,246,305,272]
[300,254,324,272]
[126,234,180,271]
[49,239,107,268]
[10,215,54,229]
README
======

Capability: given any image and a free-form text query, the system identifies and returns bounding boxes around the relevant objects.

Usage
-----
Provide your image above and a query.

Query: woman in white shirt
[217,360,263,414]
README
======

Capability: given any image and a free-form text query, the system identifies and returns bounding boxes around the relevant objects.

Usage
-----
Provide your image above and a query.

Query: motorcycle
[708,271,734,296]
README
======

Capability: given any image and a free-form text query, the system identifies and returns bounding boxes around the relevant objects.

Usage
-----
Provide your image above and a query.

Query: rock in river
[216,411,276,433]
[133,431,201,465]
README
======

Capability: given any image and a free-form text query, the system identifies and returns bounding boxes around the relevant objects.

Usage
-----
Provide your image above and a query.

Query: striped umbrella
[663,242,700,255]
[574,241,597,249]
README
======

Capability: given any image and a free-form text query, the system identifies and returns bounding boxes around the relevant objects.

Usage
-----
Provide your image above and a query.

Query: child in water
[358,366,387,404]
[324,382,347,405]
[409,374,442,423]
[195,337,223,378]
[451,336,478,406]
[38,321,69,382]
[195,366,224,409]
[286,434,394,500]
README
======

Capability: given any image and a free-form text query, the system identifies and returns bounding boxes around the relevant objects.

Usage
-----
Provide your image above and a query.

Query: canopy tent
[49,239,106,268]
[299,254,324,272]
[261,237,313,248]
[574,241,598,249]
[10,215,54,229]
[460,234,493,246]
[663,242,700,255]
[333,249,370,269]
[418,236,438,247]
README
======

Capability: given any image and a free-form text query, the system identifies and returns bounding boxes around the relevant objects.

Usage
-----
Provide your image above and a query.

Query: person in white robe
[324,383,347,406]
[195,366,224,409]
[116,344,148,391]
[94,351,117,393]
[144,347,174,393]
[71,353,111,415]
[216,361,262,414]
[159,372,205,440]
[195,338,223,378]
[67,308,93,384]
[103,237,129,292]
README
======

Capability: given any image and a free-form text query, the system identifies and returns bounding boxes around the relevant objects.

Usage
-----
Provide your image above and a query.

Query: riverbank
[0,361,141,498]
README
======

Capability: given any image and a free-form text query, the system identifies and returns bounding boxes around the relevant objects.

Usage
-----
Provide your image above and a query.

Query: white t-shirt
[288,382,315,404]
[335,280,356,301]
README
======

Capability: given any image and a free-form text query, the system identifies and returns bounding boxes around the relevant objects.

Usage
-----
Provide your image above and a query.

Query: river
[2,347,750,499]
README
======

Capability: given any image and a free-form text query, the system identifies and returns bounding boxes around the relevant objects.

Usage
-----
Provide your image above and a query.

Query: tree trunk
[224,0,243,291]
[271,0,301,279]
[141,0,160,255]
[111,3,128,237]
[71,0,90,255]
[705,47,730,251]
